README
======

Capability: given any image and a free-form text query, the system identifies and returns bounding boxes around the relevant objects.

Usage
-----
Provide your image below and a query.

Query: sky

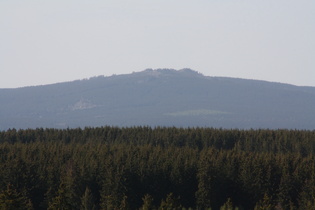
[0,0,314,88]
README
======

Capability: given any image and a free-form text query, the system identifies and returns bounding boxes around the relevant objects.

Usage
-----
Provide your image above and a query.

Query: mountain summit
[1,69,315,130]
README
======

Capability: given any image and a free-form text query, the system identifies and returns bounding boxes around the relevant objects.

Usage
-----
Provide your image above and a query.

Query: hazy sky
[1,0,314,88]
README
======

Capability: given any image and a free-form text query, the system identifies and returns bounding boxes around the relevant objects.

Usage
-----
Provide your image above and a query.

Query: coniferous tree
[0,184,33,210]
[140,194,155,210]
[80,187,96,210]
[254,193,274,210]
[220,198,238,210]
[48,160,81,210]
[159,193,181,210]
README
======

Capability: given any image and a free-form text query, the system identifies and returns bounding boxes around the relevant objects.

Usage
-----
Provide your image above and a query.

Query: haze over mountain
[1,69,315,130]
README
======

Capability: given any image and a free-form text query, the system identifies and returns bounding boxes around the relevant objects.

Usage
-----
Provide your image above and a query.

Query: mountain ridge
[1,69,315,130]
[3,69,313,90]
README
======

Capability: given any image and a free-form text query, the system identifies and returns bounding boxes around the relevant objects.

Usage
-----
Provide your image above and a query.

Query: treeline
[1,127,315,209]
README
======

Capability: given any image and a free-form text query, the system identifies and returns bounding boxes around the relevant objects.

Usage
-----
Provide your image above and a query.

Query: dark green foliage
[140,194,155,210]
[48,160,81,209]
[220,198,238,210]
[0,127,315,209]
[80,187,96,210]
[159,193,182,210]
[0,184,33,210]
[254,193,274,210]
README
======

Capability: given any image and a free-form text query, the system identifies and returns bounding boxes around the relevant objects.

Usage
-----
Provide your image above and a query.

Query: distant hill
[1,69,315,130]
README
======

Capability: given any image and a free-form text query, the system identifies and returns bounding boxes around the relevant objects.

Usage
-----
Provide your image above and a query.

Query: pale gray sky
[1,0,314,88]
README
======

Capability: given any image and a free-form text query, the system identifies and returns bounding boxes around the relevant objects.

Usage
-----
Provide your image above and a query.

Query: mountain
[1,69,315,130]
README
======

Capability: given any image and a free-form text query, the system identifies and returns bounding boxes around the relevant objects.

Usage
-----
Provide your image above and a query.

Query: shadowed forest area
[1,127,315,209]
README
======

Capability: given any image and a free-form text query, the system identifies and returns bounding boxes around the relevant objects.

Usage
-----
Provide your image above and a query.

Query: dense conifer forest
[1,127,315,209]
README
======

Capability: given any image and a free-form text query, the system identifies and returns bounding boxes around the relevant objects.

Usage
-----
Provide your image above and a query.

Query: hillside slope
[1,69,315,130]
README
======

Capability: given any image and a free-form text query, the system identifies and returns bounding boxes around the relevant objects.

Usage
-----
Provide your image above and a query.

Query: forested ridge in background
[1,69,315,130]
[1,126,315,209]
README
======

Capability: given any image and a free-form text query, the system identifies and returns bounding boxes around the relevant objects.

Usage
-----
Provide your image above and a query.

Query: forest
[1,126,315,209]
